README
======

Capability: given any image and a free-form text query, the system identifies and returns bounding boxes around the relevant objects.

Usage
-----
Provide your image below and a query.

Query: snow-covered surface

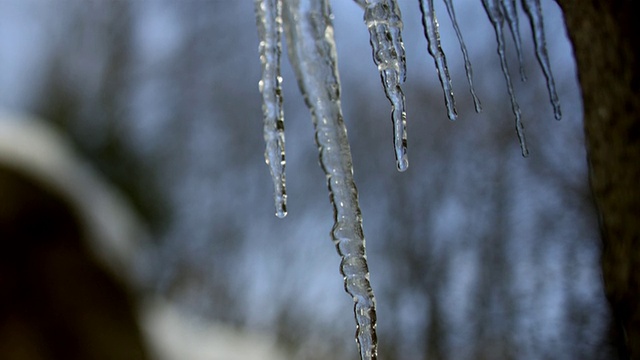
[140,299,290,360]
[0,112,148,280]
[0,113,292,360]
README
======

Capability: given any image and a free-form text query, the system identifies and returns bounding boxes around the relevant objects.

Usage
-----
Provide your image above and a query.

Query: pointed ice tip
[396,157,409,172]
[275,208,287,218]
[554,106,562,121]
[521,147,530,158]
[472,96,482,113]
[520,70,527,82]
[274,200,287,218]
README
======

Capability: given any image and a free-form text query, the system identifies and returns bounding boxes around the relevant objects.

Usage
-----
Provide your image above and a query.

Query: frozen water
[282,0,378,358]
[419,0,457,120]
[442,0,482,112]
[482,0,529,156]
[522,0,562,120]
[360,0,409,171]
[254,0,567,356]
[502,0,527,81]
[255,0,287,218]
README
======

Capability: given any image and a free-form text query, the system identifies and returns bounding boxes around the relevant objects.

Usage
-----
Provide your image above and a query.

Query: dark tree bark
[555,1,640,358]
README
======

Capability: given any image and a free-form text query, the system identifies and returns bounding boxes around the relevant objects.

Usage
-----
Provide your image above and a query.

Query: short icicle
[442,0,482,112]
[501,0,527,81]
[360,0,408,171]
[255,0,287,218]
[283,0,378,359]
[419,0,457,120]
[482,0,529,156]
[521,0,562,120]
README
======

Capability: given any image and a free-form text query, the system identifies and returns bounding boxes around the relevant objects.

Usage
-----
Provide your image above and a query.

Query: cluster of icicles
[254,0,560,358]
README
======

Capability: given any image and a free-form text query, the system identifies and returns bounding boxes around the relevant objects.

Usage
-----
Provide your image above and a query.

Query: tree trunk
[555,0,640,358]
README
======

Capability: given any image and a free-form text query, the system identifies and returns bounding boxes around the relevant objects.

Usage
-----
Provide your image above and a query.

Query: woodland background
[0,1,616,359]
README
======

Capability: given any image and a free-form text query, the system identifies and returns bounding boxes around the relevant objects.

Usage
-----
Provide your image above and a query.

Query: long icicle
[419,0,458,120]
[361,0,409,171]
[283,0,378,358]
[255,0,287,218]
[521,0,562,120]
[442,0,483,112]
[501,0,527,81]
[482,0,529,156]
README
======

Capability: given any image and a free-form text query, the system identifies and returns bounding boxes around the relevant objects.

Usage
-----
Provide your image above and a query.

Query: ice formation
[442,0,482,112]
[503,0,527,81]
[255,0,287,218]
[522,0,562,120]
[419,0,458,120]
[255,0,379,358]
[361,0,409,171]
[482,0,529,156]
[254,0,562,358]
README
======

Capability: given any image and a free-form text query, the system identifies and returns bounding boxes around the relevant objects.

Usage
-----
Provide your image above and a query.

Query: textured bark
[555,1,640,358]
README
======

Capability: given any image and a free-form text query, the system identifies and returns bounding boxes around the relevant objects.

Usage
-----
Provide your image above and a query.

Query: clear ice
[442,0,482,112]
[282,0,378,358]
[482,0,529,157]
[502,0,527,81]
[254,0,566,357]
[419,0,457,120]
[255,0,288,218]
[360,0,409,171]
[521,0,562,120]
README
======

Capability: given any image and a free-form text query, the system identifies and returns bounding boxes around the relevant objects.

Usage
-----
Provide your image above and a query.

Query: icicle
[360,0,408,171]
[521,0,562,120]
[442,0,482,112]
[501,0,527,81]
[282,0,378,359]
[482,0,529,156]
[419,0,457,120]
[255,0,287,218]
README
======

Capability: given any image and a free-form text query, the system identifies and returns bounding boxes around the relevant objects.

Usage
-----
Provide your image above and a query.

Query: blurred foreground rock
[0,114,288,360]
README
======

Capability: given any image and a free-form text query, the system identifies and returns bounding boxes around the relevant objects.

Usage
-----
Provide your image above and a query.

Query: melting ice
[361,0,409,172]
[254,0,563,358]
[482,0,529,156]
[442,0,482,112]
[256,0,379,358]
[522,0,562,120]
[419,0,458,120]
[255,0,287,217]
[503,0,527,81]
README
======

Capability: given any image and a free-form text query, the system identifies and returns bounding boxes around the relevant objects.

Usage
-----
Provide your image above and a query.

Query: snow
[141,299,291,360]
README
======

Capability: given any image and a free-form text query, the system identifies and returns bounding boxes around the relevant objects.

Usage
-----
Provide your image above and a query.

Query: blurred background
[0,0,614,359]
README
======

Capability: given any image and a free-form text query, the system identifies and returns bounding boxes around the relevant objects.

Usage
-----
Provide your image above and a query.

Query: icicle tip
[396,156,409,172]
[274,195,287,218]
